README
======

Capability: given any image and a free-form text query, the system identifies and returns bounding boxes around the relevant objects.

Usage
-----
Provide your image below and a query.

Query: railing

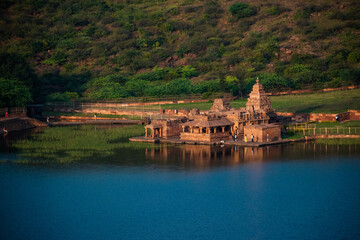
[286,126,360,136]
[0,107,26,116]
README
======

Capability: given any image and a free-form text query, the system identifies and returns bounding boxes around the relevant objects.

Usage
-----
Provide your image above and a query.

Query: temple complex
[138,77,282,144]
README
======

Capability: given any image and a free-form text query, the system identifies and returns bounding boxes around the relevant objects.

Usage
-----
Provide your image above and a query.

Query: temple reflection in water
[145,144,282,169]
[145,142,359,169]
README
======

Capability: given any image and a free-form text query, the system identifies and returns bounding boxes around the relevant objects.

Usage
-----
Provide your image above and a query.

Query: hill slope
[0,0,360,104]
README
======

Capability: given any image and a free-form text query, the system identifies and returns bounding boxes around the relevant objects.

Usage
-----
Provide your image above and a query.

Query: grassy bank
[11,125,154,164]
[160,89,360,113]
[270,88,360,113]
[316,138,360,145]
[44,112,142,120]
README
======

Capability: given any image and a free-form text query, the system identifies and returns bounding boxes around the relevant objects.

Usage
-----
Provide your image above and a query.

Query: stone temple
[143,77,281,143]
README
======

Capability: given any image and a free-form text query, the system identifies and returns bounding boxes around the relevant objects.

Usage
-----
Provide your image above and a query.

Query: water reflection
[145,142,360,170]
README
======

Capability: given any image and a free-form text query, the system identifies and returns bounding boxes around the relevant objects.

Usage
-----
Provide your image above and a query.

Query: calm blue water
[1,130,360,239]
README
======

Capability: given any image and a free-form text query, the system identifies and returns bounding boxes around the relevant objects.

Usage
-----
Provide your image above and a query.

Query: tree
[0,78,32,107]
[0,52,36,87]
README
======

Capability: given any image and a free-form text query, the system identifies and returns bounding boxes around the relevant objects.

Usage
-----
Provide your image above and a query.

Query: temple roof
[181,117,234,127]
[244,124,281,129]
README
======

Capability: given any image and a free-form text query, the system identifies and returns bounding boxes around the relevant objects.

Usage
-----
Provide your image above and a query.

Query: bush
[229,3,257,19]
[165,78,192,95]
[192,79,221,93]
[226,54,242,65]
[347,51,360,64]
[266,5,284,16]
[125,79,149,97]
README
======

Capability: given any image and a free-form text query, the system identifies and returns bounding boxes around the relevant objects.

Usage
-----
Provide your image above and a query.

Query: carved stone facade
[145,119,182,139]
[246,77,273,113]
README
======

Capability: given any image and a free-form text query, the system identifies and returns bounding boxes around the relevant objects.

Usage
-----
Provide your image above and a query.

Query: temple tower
[246,77,273,113]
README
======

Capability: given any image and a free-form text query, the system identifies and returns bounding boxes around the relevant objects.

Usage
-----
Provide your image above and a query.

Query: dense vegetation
[1,0,360,106]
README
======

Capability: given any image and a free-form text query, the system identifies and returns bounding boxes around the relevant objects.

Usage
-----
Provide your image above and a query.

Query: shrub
[266,5,284,16]
[205,0,223,19]
[347,51,360,64]
[165,78,192,95]
[229,3,257,19]
[125,79,148,96]
[326,78,342,88]
[46,92,70,102]
[226,54,242,66]
[192,79,221,93]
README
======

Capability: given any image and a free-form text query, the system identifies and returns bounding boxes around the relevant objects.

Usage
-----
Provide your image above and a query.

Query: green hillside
[1,0,360,106]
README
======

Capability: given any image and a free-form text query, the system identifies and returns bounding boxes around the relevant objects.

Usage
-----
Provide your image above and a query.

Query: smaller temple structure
[144,118,182,139]
[244,124,281,143]
[180,114,233,142]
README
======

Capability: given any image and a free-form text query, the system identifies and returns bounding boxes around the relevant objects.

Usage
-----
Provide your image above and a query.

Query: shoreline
[129,135,360,147]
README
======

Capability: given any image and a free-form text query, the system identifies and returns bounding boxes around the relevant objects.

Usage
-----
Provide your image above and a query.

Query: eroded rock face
[210,98,231,112]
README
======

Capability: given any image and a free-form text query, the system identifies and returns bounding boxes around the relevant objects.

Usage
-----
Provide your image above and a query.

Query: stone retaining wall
[277,110,360,122]
[0,117,47,133]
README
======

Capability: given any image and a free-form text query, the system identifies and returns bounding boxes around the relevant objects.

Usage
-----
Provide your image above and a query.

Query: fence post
[349,127,351,134]
[314,128,315,135]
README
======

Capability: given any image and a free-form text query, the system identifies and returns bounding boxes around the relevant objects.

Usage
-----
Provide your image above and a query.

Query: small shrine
[145,119,182,139]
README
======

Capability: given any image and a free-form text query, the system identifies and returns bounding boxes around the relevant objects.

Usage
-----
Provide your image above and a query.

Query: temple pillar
[222,126,225,132]
[145,128,148,137]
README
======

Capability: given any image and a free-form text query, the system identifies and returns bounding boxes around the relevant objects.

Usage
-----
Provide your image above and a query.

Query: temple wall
[180,132,231,142]
[180,132,211,142]
[164,125,182,138]
[277,110,360,122]
[244,126,281,142]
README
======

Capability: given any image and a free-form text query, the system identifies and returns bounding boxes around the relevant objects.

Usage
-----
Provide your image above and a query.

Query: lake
[1,125,360,240]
